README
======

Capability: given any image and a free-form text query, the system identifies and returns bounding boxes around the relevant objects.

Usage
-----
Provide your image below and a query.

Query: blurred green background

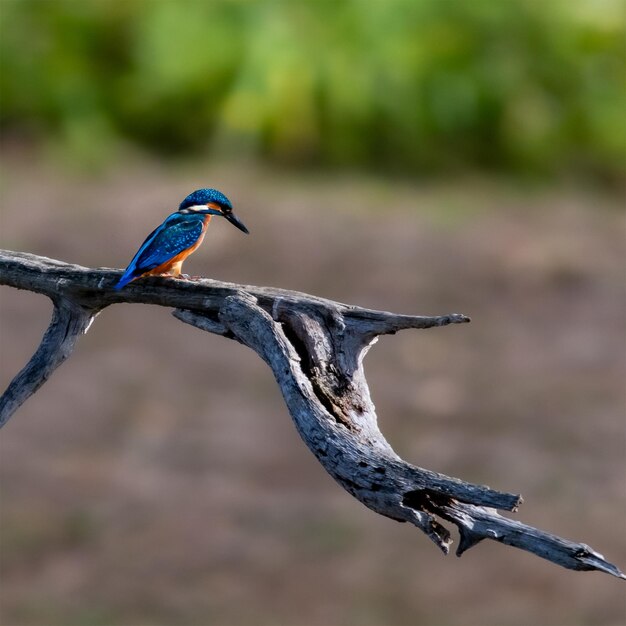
[1,0,624,181]
[1,2,625,626]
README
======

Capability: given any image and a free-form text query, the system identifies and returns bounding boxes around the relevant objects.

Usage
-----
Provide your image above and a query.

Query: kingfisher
[114,188,248,290]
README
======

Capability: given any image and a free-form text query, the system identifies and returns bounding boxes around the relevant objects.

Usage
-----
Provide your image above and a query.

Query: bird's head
[178,188,249,234]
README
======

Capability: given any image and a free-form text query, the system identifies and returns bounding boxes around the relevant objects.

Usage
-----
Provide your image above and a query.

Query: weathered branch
[1,249,623,579]
[0,296,96,425]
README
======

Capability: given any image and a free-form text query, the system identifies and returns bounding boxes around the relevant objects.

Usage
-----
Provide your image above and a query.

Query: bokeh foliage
[1,0,624,178]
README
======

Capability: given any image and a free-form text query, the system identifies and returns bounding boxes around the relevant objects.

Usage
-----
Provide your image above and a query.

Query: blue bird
[114,188,248,290]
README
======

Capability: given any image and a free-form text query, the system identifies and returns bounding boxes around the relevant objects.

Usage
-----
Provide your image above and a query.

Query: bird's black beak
[223,211,249,234]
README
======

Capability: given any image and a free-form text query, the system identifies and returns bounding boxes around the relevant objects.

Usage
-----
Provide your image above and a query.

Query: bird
[114,188,249,290]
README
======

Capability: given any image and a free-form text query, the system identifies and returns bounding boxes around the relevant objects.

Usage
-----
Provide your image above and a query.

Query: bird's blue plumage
[179,188,232,211]
[114,213,205,289]
[115,188,247,290]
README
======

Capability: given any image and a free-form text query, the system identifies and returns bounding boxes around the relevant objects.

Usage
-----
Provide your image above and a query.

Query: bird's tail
[113,269,136,290]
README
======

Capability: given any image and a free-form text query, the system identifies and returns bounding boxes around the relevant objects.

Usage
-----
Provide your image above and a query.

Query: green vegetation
[1,0,624,179]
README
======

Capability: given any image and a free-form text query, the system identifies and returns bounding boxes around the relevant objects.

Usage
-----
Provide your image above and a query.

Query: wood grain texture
[1,248,623,579]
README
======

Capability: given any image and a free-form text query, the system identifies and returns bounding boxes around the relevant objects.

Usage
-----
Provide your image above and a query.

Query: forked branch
[0,249,623,580]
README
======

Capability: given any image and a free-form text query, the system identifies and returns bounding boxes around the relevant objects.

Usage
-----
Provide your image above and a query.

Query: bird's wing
[115,213,206,289]
[133,214,204,272]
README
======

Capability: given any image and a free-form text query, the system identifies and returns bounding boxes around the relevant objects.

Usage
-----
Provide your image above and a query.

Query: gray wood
[1,248,623,579]
[0,295,95,423]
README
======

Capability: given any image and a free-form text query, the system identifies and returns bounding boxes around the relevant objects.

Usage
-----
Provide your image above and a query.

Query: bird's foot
[177,273,202,282]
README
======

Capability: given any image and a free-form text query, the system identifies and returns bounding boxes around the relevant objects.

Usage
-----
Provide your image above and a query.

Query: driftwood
[0,248,624,580]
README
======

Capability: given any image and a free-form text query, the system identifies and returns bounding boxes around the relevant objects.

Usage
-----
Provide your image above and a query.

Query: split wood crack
[0,249,623,579]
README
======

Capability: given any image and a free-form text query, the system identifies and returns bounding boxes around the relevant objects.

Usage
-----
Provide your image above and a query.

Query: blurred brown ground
[1,154,625,626]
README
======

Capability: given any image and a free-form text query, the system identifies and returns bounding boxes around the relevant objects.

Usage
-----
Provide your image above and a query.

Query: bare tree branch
[1,248,623,579]
[0,295,97,426]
